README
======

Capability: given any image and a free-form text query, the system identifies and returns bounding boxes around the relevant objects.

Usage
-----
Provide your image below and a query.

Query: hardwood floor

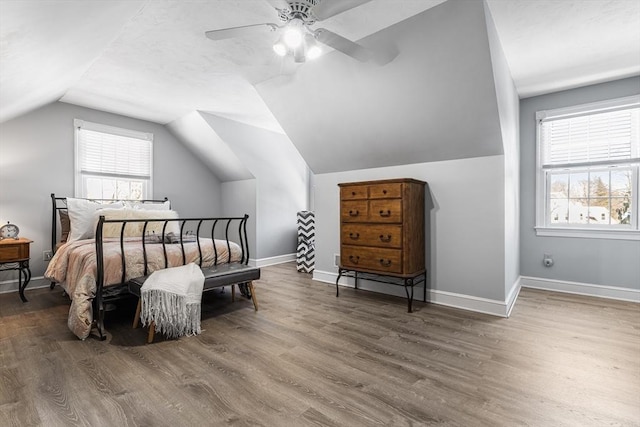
[1,263,638,426]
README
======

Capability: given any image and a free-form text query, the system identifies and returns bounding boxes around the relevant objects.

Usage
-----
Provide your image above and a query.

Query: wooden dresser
[337,178,426,311]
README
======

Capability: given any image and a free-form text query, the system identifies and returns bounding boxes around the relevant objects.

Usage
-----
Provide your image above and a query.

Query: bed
[45,194,251,340]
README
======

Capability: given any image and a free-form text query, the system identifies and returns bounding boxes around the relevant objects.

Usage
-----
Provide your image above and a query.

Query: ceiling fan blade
[314,28,371,62]
[312,0,373,21]
[205,23,279,41]
[264,0,291,11]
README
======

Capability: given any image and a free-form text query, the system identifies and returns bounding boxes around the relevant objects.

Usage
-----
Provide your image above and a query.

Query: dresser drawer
[340,185,368,200]
[341,224,402,248]
[369,199,402,223]
[341,201,368,222]
[341,246,403,274]
[368,182,402,199]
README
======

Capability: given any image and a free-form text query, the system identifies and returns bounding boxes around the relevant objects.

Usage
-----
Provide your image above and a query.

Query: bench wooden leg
[231,284,235,302]
[133,298,141,328]
[147,321,156,344]
[134,298,155,343]
[248,281,258,311]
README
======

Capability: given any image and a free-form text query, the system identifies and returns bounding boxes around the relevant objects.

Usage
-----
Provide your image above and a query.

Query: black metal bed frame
[50,193,170,257]
[50,194,252,340]
[94,214,251,339]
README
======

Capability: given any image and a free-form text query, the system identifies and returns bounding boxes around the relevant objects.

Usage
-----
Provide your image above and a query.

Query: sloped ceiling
[0,0,146,123]
[257,0,503,173]
[0,0,446,131]
[1,0,639,179]
[487,0,640,97]
[166,111,254,182]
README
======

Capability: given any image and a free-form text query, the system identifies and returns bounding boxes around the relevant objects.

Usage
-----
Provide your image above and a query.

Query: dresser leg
[423,272,427,303]
[404,278,414,313]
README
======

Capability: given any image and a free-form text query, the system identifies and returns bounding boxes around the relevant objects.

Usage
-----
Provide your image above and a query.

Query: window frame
[534,95,640,241]
[74,119,154,200]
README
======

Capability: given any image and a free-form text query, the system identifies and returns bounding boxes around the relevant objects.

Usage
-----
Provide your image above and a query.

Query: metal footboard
[93,215,251,340]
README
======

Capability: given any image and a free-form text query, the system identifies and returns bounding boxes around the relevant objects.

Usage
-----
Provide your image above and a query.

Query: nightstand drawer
[341,224,402,248]
[0,242,29,262]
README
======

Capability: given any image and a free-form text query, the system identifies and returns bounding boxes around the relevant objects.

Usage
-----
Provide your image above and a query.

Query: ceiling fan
[205,0,376,63]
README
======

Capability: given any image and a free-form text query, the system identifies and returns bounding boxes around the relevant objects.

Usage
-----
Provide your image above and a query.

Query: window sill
[535,227,640,241]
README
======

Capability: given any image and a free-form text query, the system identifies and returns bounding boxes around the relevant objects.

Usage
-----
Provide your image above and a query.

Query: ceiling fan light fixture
[304,33,321,60]
[283,18,304,48]
[273,38,287,56]
[206,0,378,65]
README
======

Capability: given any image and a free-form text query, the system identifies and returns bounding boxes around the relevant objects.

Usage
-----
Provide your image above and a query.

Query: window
[535,96,640,240]
[74,119,153,200]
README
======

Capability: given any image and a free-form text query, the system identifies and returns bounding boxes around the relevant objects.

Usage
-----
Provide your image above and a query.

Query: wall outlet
[334,254,340,267]
[543,253,554,268]
[43,250,53,261]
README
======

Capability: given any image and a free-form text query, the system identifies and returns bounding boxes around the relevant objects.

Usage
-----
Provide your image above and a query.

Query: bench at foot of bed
[128,264,260,343]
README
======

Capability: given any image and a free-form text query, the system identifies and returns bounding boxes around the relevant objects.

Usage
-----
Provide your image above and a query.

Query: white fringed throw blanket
[140,263,205,338]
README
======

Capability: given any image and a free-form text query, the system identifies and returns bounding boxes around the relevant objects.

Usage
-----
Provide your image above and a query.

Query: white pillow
[125,200,171,210]
[66,198,124,242]
[141,209,180,236]
[94,208,180,238]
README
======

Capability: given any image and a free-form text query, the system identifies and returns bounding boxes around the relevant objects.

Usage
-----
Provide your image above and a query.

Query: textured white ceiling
[485,0,640,97]
[1,0,638,131]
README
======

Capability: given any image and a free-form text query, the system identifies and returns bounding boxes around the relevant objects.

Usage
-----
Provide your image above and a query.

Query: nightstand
[0,238,33,302]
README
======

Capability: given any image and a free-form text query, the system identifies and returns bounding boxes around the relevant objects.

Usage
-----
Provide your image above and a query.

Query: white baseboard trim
[0,276,49,295]
[505,276,522,317]
[250,253,296,268]
[520,276,640,303]
[1,255,298,294]
[313,270,512,317]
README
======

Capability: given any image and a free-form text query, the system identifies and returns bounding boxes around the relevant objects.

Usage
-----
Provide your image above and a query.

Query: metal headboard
[50,193,169,254]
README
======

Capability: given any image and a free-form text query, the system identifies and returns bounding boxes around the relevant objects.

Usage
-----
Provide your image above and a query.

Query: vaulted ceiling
[1,0,639,175]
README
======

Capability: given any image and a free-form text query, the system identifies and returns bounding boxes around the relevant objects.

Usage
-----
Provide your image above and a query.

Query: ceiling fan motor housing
[277,0,320,25]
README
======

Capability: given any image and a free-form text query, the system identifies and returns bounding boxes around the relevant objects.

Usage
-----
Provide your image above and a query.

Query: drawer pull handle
[379,259,392,267]
[382,189,387,194]
[379,210,391,217]
[349,255,360,264]
[349,210,359,217]
[349,232,360,240]
[379,234,392,243]
[351,191,356,196]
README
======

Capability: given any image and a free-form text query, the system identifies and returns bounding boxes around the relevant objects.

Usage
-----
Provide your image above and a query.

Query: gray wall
[0,101,223,288]
[201,114,309,259]
[520,77,640,289]
[222,179,257,261]
[484,1,521,299]
[256,0,504,174]
[313,155,507,302]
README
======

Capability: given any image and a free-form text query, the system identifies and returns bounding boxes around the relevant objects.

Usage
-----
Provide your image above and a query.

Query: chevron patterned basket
[296,211,315,273]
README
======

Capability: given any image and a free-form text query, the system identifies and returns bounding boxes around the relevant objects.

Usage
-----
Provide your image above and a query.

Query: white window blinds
[539,97,640,168]
[76,120,152,179]
[74,119,153,199]
[535,96,640,237]
[78,129,152,178]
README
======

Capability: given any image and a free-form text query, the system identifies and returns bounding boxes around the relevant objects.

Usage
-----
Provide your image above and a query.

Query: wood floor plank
[0,262,638,426]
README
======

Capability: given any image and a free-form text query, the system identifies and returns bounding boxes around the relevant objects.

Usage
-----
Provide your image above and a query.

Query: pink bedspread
[45,237,241,339]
